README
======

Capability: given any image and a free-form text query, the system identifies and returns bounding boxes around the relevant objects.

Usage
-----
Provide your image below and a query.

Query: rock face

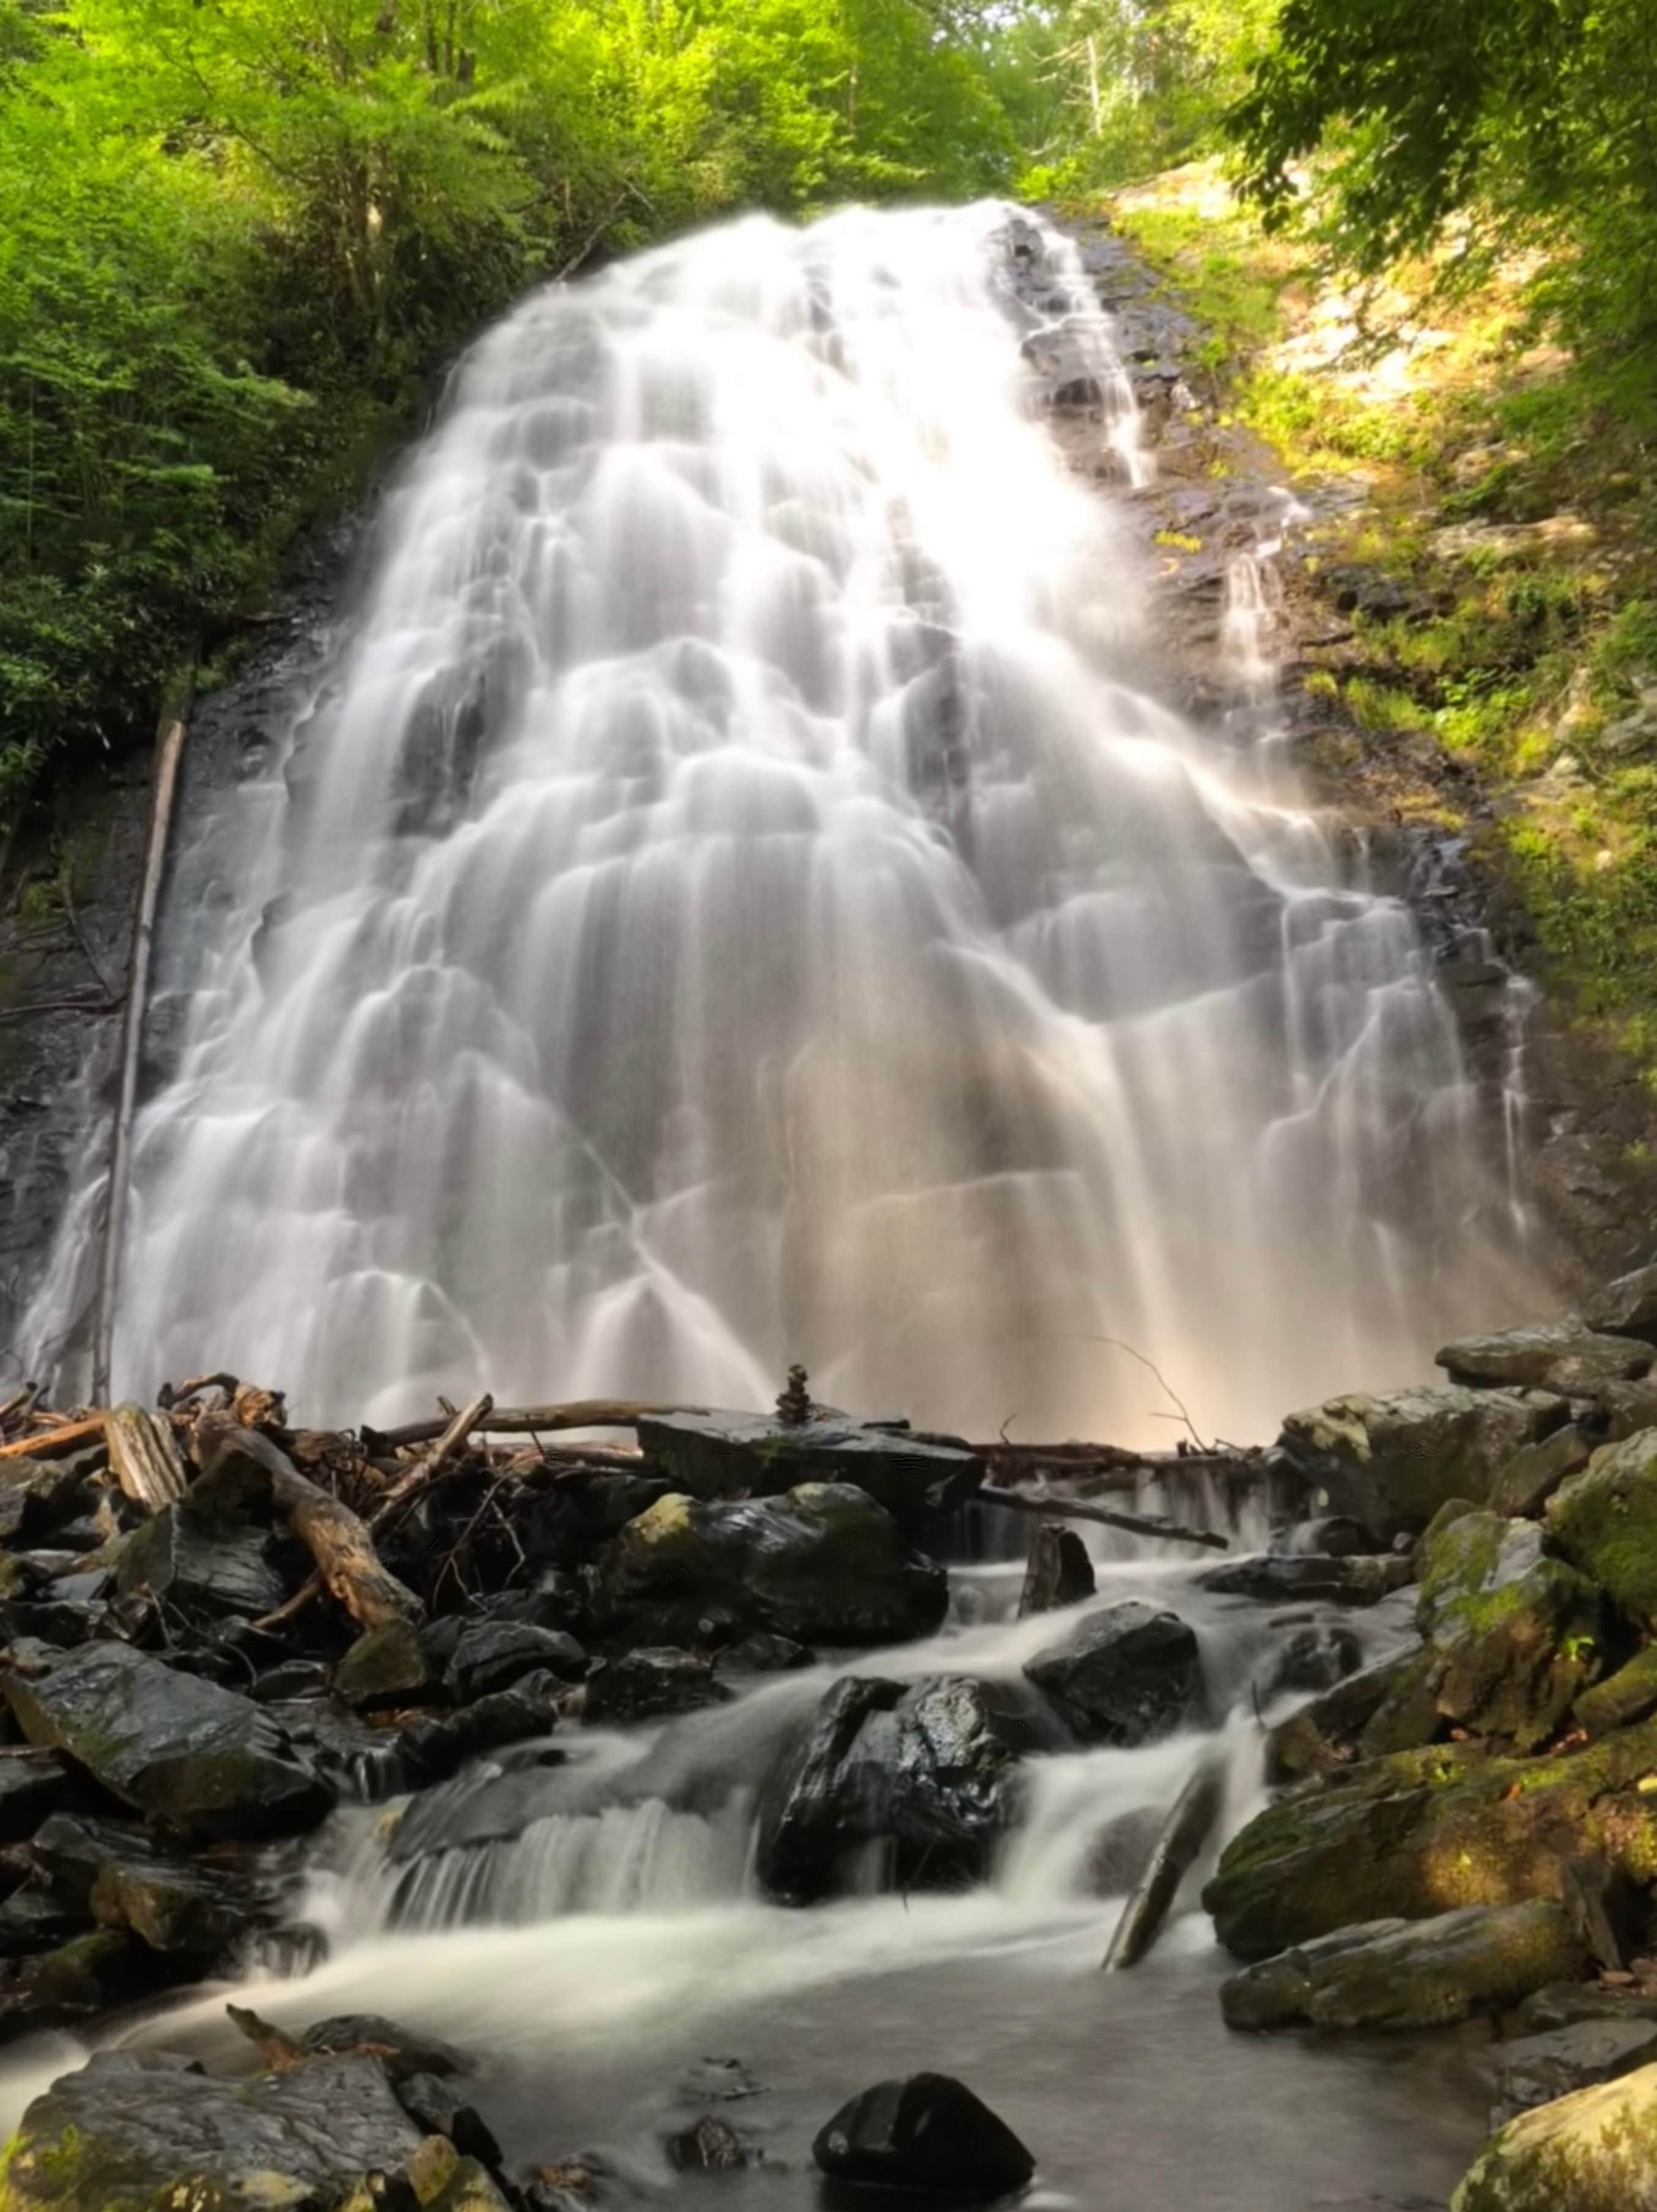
[1022,1601,1200,1745]
[1204,1718,1657,1961]
[635,1410,981,1527]
[1548,1432,1657,1624]
[1585,1264,1657,1343]
[1,2047,425,2210]
[757,1674,1030,1902]
[1436,1321,1653,1392]
[813,2073,1035,2197]
[1452,2062,1657,2211]
[3,1641,331,1838]
[1409,1509,1604,1749]
[1219,1901,1585,2032]
[1277,1387,1558,1534]
[595,1482,948,1648]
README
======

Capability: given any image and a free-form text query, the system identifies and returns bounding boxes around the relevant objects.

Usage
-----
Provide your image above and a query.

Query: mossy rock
[1491,1425,1594,1519]
[1548,1434,1657,1626]
[1578,1645,1657,1737]
[1452,2059,1657,2211]
[1203,1717,1657,1961]
[1277,1387,1559,1536]
[1220,1899,1585,2032]
[1436,1321,1653,1392]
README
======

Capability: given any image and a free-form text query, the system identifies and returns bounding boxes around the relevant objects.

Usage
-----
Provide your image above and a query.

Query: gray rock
[0,1887,89,1959]
[1268,1516,1388,1556]
[1,2048,424,2210]
[1436,1320,1651,1391]
[1257,1621,1362,1701]
[596,1482,948,1649]
[757,1674,1030,1903]
[1024,1601,1200,1744]
[396,2071,501,2167]
[1017,1524,1096,1617]
[1586,1263,1657,1344]
[0,1748,74,1842]
[334,1618,433,1709]
[636,1410,980,1527]
[583,1649,729,1727]
[301,2012,469,2079]
[0,1459,98,1547]
[115,1505,287,1620]
[1514,1981,1657,2033]
[1220,1901,1587,2031]
[666,2117,756,2172]
[1493,2019,1657,2125]
[446,1621,584,1703]
[1489,1423,1593,1517]
[813,2073,1035,2196]
[1197,1553,1414,1605]
[3,1640,332,1838]
[1278,1386,1560,1535]
[1264,1647,1429,1782]
[720,1632,812,1671]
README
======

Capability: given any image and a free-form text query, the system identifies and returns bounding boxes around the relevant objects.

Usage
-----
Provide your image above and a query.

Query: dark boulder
[0,1887,89,1959]
[1255,1621,1362,1701]
[0,1928,160,2038]
[1219,1901,1586,2032]
[30,1810,265,1956]
[1267,1516,1387,1557]
[3,1640,333,1838]
[1277,1386,1559,1535]
[595,1483,948,1649]
[334,1618,434,1709]
[447,1621,585,1703]
[1022,1602,1200,1745]
[1585,1263,1657,1344]
[583,1649,730,1727]
[301,2011,469,2079]
[1489,1424,1593,1518]
[720,1632,813,1672]
[1493,2019,1657,2126]
[635,1410,980,1528]
[757,1674,1031,1903]
[0,1458,98,1547]
[115,1505,287,1621]
[1016,1525,1095,1618]
[0,2047,425,2210]
[396,2072,501,2166]
[0,1748,75,1841]
[1195,1553,1413,1605]
[813,2074,1035,2197]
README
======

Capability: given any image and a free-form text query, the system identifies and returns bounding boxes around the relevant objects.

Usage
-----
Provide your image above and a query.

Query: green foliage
[0,0,1020,829]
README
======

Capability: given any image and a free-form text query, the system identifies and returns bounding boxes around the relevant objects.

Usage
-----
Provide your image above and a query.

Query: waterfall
[23,201,1529,1438]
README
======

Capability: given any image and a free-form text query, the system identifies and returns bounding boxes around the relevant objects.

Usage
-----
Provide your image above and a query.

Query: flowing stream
[24,200,1532,1439]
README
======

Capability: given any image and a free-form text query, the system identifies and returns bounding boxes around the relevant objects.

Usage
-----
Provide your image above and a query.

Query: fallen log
[371,1391,493,1529]
[105,1402,189,1510]
[377,1398,707,1449]
[976,1484,1227,1552]
[0,1415,108,1463]
[197,1416,423,1632]
[1102,1748,1228,1971]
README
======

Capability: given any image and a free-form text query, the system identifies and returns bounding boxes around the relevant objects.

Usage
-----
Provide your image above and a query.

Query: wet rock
[1277,1387,1559,1535]
[720,1632,812,1671]
[0,2047,426,2210]
[90,1849,257,1956]
[1267,1516,1388,1556]
[583,1648,730,1726]
[1205,1717,1657,1961]
[0,1747,74,1841]
[302,2012,469,2080]
[1576,1644,1657,1736]
[1017,1524,1096,1617]
[1221,1900,1586,2032]
[666,2117,756,2172]
[1489,1424,1594,1518]
[635,1410,980,1528]
[1491,2018,1657,2125]
[1515,1981,1657,2033]
[2,1640,333,1838]
[596,1482,948,1649]
[1452,2062,1657,2211]
[1409,1509,1604,1749]
[1558,1854,1645,1971]
[447,1620,585,1702]
[757,1674,1030,1903]
[404,1673,567,1779]
[1599,1377,1657,1440]
[250,1656,333,1702]
[1256,1621,1362,1701]
[396,2072,502,2166]
[1585,1263,1657,1344]
[397,2137,515,2211]
[335,1618,434,1709]
[0,1886,89,1958]
[0,1458,98,1547]
[0,1927,157,2036]
[1023,1601,1200,1745]
[1436,1321,1652,1392]
[115,1504,287,1621]
[813,2073,1035,2197]
[1548,1433,1657,1624]
[1197,1553,1413,1605]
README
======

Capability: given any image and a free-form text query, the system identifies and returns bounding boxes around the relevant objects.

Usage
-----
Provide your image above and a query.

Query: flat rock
[1436,1321,1652,1392]
[1491,2018,1657,2125]
[1023,1600,1200,1745]
[1197,1553,1413,1605]
[813,2072,1035,2197]
[1277,1387,1559,1535]
[1585,1264,1657,1344]
[3,1640,332,1838]
[448,1620,585,1703]
[1,2047,425,2210]
[1220,1901,1586,2031]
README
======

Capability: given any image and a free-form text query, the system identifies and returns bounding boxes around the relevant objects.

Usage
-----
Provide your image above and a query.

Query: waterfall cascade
[23,201,1533,1439]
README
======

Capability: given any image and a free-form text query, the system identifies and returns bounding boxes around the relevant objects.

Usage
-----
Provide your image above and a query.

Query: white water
[24,201,1530,1437]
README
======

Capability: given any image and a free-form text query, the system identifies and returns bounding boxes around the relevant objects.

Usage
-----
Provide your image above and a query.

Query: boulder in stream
[2,1640,332,1838]
[596,1482,948,1648]
[1452,2062,1657,2211]
[1219,1900,1586,2031]
[813,2073,1035,2197]
[1277,1386,1560,1535]
[1016,1523,1095,1618]
[583,1648,730,1726]
[1022,1600,1200,1745]
[637,1410,981,1528]
[757,1673,1031,1902]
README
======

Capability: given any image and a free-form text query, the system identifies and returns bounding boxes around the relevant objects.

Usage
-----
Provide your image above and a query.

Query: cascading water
[21,201,1533,1439]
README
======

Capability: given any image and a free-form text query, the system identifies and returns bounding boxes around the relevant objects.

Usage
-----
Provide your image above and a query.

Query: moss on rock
[1452,2060,1657,2211]
[1548,1433,1657,1625]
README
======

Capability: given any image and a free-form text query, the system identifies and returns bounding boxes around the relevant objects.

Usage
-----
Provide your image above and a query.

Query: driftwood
[0,1415,108,1463]
[1102,1748,1228,1971]
[197,1416,423,1632]
[94,700,191,1406]
[378,1398,706,1449]
[371,1391,493,1530]
[226,2003,304,2069]
[105,1402,189,1510]
[977,1484,1227,1552]
[980,1441,1263,1495]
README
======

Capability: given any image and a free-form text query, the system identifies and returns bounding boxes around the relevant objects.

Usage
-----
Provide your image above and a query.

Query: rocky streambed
[8,1276,1657,2204]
